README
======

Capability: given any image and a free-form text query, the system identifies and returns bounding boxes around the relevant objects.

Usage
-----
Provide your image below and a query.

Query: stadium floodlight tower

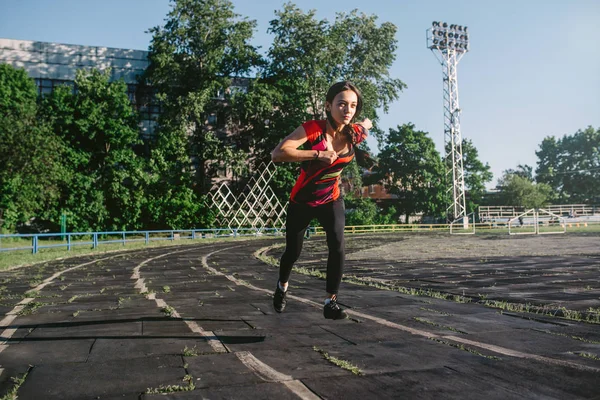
[427,21,470,228]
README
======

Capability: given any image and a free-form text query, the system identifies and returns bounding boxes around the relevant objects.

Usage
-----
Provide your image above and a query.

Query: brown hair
[325,81,374,168]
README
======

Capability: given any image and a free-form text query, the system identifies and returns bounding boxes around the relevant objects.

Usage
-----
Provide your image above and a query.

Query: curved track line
[130,248,228,353]
[201,247,321,400]
[248,245,600,373]
[235,351,320,400]
[0,254,124,354]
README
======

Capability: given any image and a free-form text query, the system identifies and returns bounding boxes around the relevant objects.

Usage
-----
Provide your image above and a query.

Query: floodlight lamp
[433,39,439,44]
[457,26,463,31]
[443,22,448,28]
[464,26,468,32]
[432,21,439,27]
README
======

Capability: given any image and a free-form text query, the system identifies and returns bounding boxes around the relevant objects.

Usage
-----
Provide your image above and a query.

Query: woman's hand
[358,118,373,130]
[318,150,339,165]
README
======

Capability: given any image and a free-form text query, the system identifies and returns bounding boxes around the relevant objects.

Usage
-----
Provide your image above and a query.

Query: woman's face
[327,89,358,126]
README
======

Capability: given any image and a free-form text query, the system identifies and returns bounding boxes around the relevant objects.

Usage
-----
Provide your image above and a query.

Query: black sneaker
[273,284,287,313]
[324,299,348,320]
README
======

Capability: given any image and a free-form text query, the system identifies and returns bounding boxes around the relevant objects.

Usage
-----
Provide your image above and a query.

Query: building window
[369,185,376,194]
[34,78,74,97]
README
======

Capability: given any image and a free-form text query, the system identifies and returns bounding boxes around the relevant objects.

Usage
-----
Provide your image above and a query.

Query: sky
[1,0,599,188]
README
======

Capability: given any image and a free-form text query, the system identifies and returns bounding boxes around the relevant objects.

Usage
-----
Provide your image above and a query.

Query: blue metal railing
[0,227,290,254]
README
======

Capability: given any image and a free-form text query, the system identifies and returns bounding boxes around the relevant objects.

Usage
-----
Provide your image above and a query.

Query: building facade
[0,38,160,136]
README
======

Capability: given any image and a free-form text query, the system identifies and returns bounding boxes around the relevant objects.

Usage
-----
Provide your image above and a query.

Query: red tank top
[289,120,367,207]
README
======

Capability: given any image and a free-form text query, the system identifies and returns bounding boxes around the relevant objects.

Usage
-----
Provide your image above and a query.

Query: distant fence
[479,204,598,222]
[0,228,285,255]
[2,220,599,256]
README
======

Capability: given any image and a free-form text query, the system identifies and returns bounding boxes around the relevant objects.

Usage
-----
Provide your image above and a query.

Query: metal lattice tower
[209,162,288,230]
[427,21,470,225]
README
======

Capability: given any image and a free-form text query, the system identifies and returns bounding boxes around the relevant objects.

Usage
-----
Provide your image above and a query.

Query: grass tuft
[146,375,195,394]
[313,346,362,375]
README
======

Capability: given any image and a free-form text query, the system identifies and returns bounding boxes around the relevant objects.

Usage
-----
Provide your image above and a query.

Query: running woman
[270,81,372,319]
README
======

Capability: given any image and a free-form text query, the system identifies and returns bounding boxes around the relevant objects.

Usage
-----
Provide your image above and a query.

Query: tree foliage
[344,196,397,225]
[41,69,146,232]
[144,0,262,193]
[369,123,444,222]
[0,64,65,231]
[535,126,600,203]
[497,173,553,209]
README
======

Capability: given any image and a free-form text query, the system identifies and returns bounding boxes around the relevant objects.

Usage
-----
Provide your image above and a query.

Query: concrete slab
[184,353,264,389]
[142,381,296,399]
[18,355,184,400]
[87,338,215,362]
[0,339,94,367]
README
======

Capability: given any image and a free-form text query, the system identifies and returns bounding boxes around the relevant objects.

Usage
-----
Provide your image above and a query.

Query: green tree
[141,0,261,228]
[497,173,553,209]
[504,164,534,182]
[369,123,444,223]
[446,139,493,214]
[0,64,65,231]
[42,69,146,232]
[144,0,262,193]
[535,127,599,203]
[345,196,397,225]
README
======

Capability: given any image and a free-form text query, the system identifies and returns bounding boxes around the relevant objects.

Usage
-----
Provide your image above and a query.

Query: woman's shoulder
[301,120,327,142]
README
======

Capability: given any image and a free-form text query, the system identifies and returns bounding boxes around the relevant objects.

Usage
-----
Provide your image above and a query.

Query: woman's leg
[316,198,346,295]
[279,202,313,285]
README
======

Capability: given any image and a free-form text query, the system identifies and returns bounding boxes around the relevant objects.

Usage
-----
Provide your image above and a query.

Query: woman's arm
[271,125,338,164]
[356,118,373,130]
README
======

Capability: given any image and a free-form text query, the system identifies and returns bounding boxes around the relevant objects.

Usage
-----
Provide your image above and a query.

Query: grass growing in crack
[413,317,467,334]
[162,286,171,293]
[535,329,600,344]
[484,300,600,325]
[429,338,501,360]
[574,352,600,361]
[72,310,81,317]
[293,266,327,279]
[419,307,452,316]
[0,367,32,400]
[17,301,45,316]
[23,290,39,298]
[343,275,472,304]
[117,296,130,308]
[146,375,195,394]
[162,305,175,317]
[313,346,362,375]
[255,252,280,267]
[67,295,79,303]
[182,345,199,356]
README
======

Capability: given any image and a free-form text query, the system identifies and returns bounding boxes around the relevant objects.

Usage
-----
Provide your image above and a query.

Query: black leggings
[279,198,345,294]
